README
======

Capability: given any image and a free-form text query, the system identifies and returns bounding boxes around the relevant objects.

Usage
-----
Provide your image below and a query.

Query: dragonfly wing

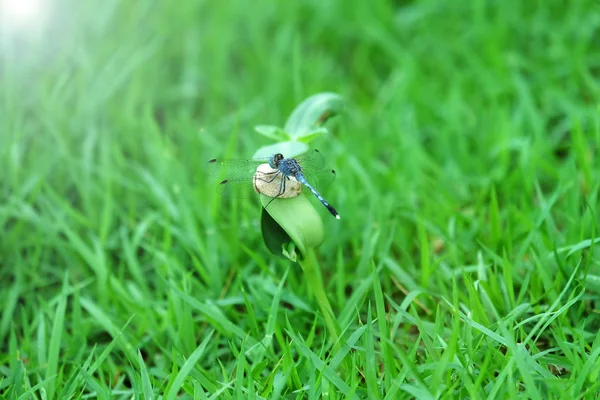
[205,158,264,198]
[205,158,264,179]
[294,149,326,170]
[214,178,258,199]
[302,168,336,191]
[294,149,336,190]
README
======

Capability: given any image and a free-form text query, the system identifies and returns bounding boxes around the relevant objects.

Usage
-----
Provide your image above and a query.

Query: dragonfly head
[269,153,284,169]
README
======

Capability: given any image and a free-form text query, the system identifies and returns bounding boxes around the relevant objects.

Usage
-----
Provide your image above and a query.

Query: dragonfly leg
[264,172,287,208]
[255,170,281,184]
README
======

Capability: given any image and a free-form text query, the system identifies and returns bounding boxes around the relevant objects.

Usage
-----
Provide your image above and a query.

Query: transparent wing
[294,149,336,190]
[293,149,326,170]
[205,158,265,198]
[302,168,337,191]
[205,158,266,179]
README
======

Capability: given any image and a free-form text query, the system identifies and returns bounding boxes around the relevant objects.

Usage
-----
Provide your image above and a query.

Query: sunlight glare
[1,0,48,31]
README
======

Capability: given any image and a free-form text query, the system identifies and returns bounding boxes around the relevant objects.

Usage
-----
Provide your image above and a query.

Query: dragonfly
[206,149,340,219]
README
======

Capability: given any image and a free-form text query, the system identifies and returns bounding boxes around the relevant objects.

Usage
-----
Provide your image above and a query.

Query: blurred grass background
[1,0,600,398]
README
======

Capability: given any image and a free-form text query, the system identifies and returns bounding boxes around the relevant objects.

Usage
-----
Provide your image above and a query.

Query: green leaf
[285,327,356,399]
[296,127,329,144]
[46,290,67,400]
[259,193,324,260]
[138,350,154,399]
[254,125,289,141]
[284,93,344,139]
[261,209,293,259]
[253,141,308,159]
[163,331,215,400]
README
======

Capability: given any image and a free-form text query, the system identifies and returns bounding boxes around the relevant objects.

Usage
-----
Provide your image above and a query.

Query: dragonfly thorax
[269,153,302,177]
[278,159,302,177]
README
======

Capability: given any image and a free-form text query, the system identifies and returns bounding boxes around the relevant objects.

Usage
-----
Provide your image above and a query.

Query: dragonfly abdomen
[295,173,340,219]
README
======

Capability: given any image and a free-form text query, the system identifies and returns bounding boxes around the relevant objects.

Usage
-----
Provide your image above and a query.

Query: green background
[1,0,600,398]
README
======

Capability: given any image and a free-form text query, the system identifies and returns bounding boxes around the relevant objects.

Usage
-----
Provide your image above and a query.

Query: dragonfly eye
[273,153,284,165]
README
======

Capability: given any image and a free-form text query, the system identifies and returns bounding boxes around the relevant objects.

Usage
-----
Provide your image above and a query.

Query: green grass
[1,0,600,398]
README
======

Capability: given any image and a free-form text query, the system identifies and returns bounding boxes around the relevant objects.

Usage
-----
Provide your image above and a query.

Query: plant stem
[299,247,340,342]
